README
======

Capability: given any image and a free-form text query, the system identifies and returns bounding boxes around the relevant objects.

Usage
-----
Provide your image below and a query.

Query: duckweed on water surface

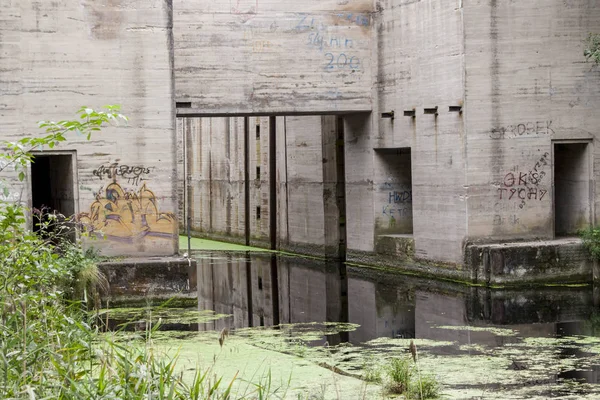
[100,306,231,326]
[107,315,600,399]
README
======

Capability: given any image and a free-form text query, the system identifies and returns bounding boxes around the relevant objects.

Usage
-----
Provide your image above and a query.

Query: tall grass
[0,206,250,399]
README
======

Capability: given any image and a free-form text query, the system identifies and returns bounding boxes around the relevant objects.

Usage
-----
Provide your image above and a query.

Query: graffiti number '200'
[325,53,360,71]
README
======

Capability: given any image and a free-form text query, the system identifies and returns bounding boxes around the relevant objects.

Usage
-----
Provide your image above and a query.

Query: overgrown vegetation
[579,227,600,260]
[0,107,255,399]
[584,33,600,64]
[382,356,439,399]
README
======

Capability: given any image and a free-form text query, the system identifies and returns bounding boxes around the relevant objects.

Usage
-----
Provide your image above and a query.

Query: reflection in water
[193,251,600,385]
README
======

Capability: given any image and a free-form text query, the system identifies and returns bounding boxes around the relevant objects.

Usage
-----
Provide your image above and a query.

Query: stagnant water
[107,252,600,399]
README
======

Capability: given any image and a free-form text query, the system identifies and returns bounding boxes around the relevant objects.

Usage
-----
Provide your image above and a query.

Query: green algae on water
[99,307,231,325]
[432,325,518,337]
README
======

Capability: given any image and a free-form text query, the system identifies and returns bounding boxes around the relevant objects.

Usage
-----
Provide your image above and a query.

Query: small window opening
[256,166,261,180]
[256,206,261,220]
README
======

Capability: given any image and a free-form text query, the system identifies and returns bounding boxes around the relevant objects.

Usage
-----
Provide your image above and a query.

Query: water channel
[107,248,600,399]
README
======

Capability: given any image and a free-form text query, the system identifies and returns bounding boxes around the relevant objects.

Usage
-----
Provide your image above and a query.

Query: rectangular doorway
[31,153,77,239]
[374,147,413,235]
[553,141,592,236]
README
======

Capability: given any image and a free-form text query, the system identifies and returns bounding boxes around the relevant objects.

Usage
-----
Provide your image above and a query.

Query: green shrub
[0,107,242,399]
[384,357,412,394]
[579,227,600,260]
[382,356,440,399]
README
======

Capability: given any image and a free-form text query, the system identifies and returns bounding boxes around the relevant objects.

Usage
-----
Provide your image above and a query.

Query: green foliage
[362,358,382,383]
[382,357,440,399]
[0,105,127,181]
[584,33,600,64]
[579,227,600,260]
[384,357,412,394]
[0,106,251,399]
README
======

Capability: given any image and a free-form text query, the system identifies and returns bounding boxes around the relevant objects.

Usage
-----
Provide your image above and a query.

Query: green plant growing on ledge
[584,33,600,64]
[579,227,600,260]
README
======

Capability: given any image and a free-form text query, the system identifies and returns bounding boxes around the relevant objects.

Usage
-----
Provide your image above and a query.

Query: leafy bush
[0,107,243,399]
[579,227,600,260]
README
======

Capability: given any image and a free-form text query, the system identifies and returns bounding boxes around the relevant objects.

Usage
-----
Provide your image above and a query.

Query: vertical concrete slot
[31,153,76,240]
[554,142,591,236]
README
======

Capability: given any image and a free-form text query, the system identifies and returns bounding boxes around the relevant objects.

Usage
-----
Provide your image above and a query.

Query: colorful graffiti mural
[77,181,176,243]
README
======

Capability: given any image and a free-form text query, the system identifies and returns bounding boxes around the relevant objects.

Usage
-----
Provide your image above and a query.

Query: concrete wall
[173,0,373,114]
[179,115,342,256]
[0,0,178,257]
[463,0,600,243]
[371,0,467,263]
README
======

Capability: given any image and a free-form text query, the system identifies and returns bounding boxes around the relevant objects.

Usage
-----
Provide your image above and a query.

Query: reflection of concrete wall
[197,254,250,331]
[468,288,594,325]
[1,0,177,257]
[288,263,327,324]
[348,277,415,344]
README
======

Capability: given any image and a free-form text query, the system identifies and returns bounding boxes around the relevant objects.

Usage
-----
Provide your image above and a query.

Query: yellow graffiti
[77,182,176,243]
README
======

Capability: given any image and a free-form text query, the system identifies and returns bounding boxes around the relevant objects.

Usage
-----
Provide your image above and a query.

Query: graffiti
[296,15,362,71]
[325,52,360,70]
[295,15,327,32]
[252,40,272,53]
[231,0,258,15]
[496,152,550,210]
[307,33,354,51]
[334,12,369,27]
[92,163,152,186]
[493,214,520,226]
[532,151,550,173]
[388,190,412,204]
[77,182,176,243]
[490,121,555,139]
[0,190,20,202]
[382,205,410,218]
[497,187,547,201]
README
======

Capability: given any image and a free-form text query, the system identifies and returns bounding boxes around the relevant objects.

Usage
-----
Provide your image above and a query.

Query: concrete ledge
[466,238,591,286]
[98,257,197,297]
[347,248,473,283]
[375,234,415,258]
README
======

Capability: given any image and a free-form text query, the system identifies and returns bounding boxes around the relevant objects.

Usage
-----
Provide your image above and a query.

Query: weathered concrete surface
[173,0,373,114]
[1,0,178,257]
[466,238,592,285]
[178,115,344,258]
[373,0,467,265]
[175,0,600,284]
[99,257,196,297]
[464,0,600,242]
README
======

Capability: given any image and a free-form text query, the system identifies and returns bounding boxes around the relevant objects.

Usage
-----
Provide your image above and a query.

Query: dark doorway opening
[554,142,591,237]
[374,147,413,235]
[31,153,76,240]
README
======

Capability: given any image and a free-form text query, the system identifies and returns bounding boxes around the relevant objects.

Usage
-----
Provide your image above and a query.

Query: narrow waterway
[107,246,600,399]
